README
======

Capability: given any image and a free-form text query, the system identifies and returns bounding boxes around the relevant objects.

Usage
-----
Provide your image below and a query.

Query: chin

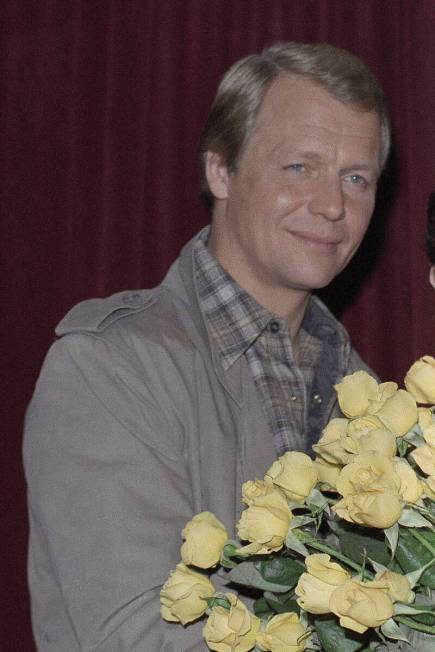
[281,256,345,290]
[288,270,341,292]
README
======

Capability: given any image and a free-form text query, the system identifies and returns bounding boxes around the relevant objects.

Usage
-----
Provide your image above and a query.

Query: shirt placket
[250,323,308,455]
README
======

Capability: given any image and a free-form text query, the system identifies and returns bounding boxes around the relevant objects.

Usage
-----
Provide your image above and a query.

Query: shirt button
[269,320,280,334]
[313,394,322,404]
[290,394,297,401]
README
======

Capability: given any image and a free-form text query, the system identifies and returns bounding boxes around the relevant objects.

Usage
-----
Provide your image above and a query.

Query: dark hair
[427,192,435,264]
[199,41,390,211]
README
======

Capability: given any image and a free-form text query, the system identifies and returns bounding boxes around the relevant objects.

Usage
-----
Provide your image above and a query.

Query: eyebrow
[340,164,380,179]
[272,146,323,161]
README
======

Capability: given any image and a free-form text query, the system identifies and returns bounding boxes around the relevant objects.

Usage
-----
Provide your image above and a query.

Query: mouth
[288,230,343,247]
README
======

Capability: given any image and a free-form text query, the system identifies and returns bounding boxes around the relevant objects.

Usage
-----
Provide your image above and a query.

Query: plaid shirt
[194,227,339,456]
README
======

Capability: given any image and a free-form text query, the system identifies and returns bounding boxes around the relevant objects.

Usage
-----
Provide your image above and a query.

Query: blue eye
[348,174,367,186]
[285,163,306,173]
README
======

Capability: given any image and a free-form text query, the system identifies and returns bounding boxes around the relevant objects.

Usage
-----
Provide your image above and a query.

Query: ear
[430,266,435,290]
[205,151,230,200]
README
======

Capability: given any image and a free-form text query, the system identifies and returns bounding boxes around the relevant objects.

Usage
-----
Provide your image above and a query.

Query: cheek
[275,190,294,211]
[274,184,308,213]
[347,203,374,243]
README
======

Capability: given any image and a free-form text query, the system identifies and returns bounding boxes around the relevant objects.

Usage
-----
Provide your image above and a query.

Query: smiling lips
[288,229,343,247]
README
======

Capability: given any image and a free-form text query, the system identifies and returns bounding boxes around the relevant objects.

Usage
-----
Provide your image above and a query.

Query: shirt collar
[194,227,274,370]
[193,226,344,370]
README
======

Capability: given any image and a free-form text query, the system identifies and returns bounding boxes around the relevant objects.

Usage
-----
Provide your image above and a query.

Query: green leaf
[205,595,231,611]
[220,540,240,568]
[410,611,435,626]
[397,437,409,457]
[263,590,300,616]
[399,508,433,528]
[380,617,409,642]
[314,617,367,652]
[308,486,329,510]
[337,525,393,568]
[394,603,435,616]
[258,556,305,588]
[395,528,435,589]
[367,557,388,574]
[403,430,425,447]
[384,523,399,557]
[288,515,316,530]
[285,531,309,556]
[226,560,292,593]
[253,597,274,618]
[405,558,435,588]
[254,591,300,618]
[414,527,435,548]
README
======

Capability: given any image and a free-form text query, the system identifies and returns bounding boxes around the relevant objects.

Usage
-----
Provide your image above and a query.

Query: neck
[207,225,311,342]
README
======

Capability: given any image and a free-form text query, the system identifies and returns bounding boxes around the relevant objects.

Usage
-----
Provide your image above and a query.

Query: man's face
[207,74,382,312]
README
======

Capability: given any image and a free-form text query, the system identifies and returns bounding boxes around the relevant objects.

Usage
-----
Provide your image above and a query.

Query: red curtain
[2,1,435,648]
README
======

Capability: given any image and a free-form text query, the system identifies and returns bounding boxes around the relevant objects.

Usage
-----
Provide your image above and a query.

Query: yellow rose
[369,389,418,437]
[367,381,398,413]
[203,593,260,652]
[305,553,351,586]
[411,443,435,476]
[418,407,434,430]
[312,418,351,465]
[314,457,341,490]
[330,579,393,633]
[334,371,379,418]
[333,452,402,528]
[295,553,350,614]
[422,423,435,447]
[423,475,435,499]
[392,458,423,503]
[376,381,399,400]
[160,562,215,625]
[336,452,401,496]
[346,414,384,436]
[236,485,292,555]
[181,512,228,569]
[265,452,318,502]
[405,356,435,403]
[241,479,271,505]
[374,569,412,603]
[333,492,402,529]
[256,612,307,652]
[346,428,397,458]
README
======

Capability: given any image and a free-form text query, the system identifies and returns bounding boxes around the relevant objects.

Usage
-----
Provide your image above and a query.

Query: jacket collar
[161,228,246,406]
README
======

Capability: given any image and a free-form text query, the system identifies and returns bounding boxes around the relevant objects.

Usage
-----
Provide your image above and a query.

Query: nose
[308,176,345,221]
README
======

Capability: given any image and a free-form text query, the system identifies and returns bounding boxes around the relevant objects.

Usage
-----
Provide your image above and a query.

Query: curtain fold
[2,1,435,648]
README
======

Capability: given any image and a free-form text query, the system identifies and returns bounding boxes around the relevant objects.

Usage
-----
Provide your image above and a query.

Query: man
[24,42,388,650]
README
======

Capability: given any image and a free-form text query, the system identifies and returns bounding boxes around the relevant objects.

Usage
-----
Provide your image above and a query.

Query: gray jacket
[23,235,371,651]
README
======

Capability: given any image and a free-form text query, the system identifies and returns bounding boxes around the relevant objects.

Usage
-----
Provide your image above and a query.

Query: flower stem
[299,536,366,574]
[408,528,435,557]
[395,615,435,635]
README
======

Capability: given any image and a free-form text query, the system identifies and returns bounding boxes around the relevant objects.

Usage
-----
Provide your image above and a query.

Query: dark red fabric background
[2,1,435,649]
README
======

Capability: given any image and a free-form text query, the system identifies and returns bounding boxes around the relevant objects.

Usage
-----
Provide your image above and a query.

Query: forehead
[245,74,381,165]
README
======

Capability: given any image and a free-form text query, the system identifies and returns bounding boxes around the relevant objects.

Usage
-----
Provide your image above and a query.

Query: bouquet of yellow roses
[160,357,435,651]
